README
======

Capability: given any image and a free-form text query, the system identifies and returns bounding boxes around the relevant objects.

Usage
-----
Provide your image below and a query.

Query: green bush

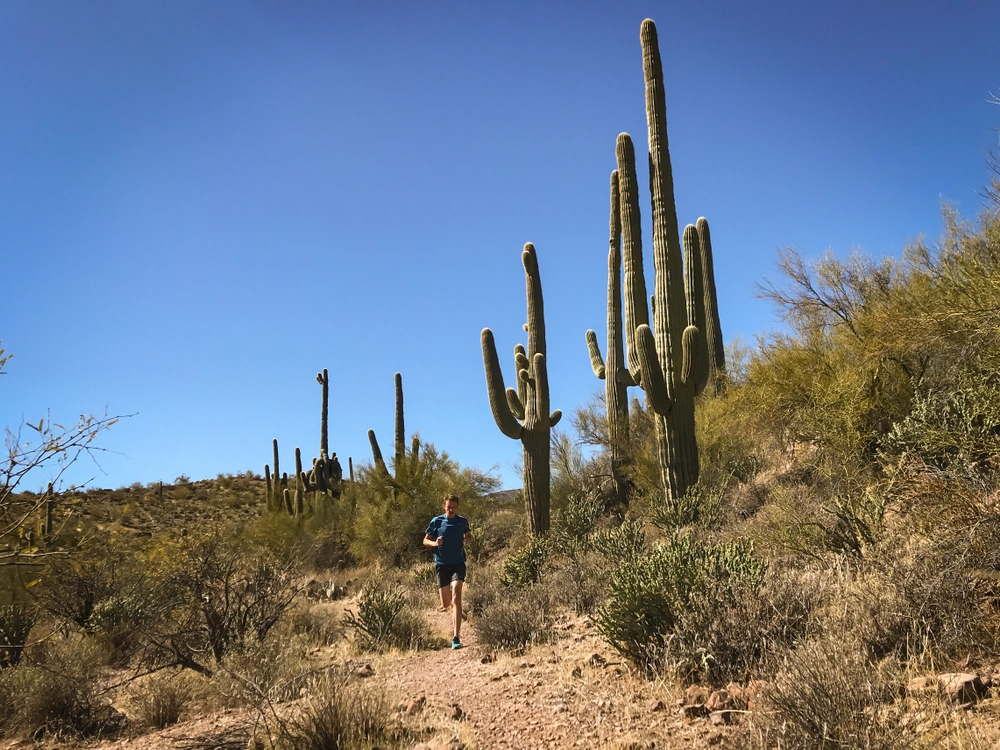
[350,441,498,567]
[499,535,549,589]
[596,534,766,675]
[342,579,426,652]
[590,517,645,565]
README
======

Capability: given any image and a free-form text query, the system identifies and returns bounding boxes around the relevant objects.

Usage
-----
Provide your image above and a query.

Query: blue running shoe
[452,636,462,650]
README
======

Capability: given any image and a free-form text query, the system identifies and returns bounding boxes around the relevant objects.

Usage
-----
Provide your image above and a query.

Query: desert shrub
[284,601,342,648]
[350,441,498,567]
[0,604,35,668]
[499,535,549,589]
[283,673,391,750]
[668,560,825,684]
[342,579,427,652]
[467,504,522,562]
[474,587,549,651]
[596,534,766,675]
[213,632,309,707]
[463,572,500,619]
[36,532,136,631]
[750,637,912,750]
[130,672,192,730]
[168,532,301,668]
[0,637,119,739]
[590,517,645,565]
[88,590,159,666]
[545,552,607,615]
[552,492,603,553]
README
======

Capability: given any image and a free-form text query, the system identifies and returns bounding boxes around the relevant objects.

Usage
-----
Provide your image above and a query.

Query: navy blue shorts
[436,563,466,589]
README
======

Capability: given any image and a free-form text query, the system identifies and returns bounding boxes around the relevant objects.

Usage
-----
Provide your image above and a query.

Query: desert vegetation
[3,15,1000,750]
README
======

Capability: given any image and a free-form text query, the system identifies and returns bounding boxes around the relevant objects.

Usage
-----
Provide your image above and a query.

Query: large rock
[938,672,988,703]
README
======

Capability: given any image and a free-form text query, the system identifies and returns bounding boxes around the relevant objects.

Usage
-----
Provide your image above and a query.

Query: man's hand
[436,536,444,547]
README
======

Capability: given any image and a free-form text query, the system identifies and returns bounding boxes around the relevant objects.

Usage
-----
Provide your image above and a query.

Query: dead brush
[129,672,192,730]
[746,635,915,750]
[281,672,393,750]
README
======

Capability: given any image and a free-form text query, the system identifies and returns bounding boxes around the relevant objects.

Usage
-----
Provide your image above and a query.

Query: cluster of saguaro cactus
[482,244,562,534]
[586,171,635,506]
[611,19,725,501]
[264,368,346,518]
[368,372,426,489]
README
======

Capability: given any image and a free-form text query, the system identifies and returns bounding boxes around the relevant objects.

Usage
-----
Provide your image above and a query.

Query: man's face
[444,501,458,518]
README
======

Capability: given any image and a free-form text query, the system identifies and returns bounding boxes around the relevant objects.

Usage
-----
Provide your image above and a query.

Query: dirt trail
[69,605,733,750]
[379,606,728,749]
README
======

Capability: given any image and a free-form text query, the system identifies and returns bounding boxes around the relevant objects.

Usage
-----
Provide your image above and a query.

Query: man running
[423,494,471,649]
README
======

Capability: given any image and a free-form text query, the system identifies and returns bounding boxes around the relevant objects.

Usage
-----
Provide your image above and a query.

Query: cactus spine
[617,19,724,501]
[482,243,562,534]
[586,171,635,506]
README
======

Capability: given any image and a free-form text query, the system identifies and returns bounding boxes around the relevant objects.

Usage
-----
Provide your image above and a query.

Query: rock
[685,685,710,706]
[725,682,748,708]
[449,703,464,721]
[588,653,607,667]
[745,679,770,710]
[938,672,988,704]
[649,699,666,712]
[681,704,709,719]
[706,689,733,711]
[907,675,935,693]
[571,666,583,678]
[353,663,374,678]
[405,696,426,715]
[480,654,495,664]
[709,710,732,726]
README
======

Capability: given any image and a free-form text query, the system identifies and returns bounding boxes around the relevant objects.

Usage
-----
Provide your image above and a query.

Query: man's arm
[424,533,442,548]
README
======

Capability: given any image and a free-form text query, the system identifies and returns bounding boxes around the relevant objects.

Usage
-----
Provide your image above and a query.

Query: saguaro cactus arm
[481,329,524,440]
[696,216,726,390]
[393,372,405,469]
[635,324,670,415]
[368,429,387,470]
[585,330,607,379]
[523,244,545,358]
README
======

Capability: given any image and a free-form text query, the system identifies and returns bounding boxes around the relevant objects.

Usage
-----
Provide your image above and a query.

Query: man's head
[443,494,460,518]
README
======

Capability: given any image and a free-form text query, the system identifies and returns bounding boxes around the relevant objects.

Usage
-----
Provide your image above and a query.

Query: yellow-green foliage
[737,206,1000,489]
[349,439,498,567]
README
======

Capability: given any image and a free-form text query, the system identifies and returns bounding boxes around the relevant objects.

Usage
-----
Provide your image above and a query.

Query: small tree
[1,340,124,564]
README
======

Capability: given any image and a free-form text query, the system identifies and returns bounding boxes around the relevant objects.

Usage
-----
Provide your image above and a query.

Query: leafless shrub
[282,673,392,750]
[749,636,914,750]
[473,586,550,651]
[130,672,192,730]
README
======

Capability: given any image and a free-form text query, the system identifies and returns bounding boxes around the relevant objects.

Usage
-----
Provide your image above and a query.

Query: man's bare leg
[438,585,452,612]
[452,580,464,639]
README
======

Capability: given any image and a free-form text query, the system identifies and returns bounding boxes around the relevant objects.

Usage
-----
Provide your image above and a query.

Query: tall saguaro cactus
[586,171,635,506]
[615,19,724,501]
[482,243,562,534]
[369,372,421,486]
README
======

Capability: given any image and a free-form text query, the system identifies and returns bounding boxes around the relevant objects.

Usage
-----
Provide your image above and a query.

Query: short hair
[443,494,460,505]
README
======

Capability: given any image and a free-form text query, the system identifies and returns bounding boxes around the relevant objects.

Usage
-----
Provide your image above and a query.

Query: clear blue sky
[2,1,999,492]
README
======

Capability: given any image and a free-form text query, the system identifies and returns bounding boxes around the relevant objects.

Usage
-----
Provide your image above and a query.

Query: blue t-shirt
[425,514,470,566]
